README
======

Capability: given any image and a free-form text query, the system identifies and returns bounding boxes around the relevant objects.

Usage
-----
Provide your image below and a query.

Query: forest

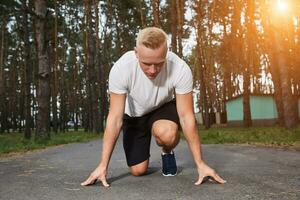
[0,0,299,142]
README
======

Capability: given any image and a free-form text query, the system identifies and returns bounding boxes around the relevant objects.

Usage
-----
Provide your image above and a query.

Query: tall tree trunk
[151,0,160,27]
[243,0,254,127]
[139,0,146,28]
[194,0,210,129]
[266,4,298,128]
[74,53,80,131]
[34,0,51,142]
[269,50,284,125]
[206,1,220,118]
[88,29,100,134]
[52,0,59,133]
[273,30,298,128]
[9,57,18,132]
[0,18,8,133]
[84,0,100,133]
[59,43,67,132]
[82,13,89,132]
[176,0,184,57]
[200,64,210,128]
[243,67,252,127]
[23,0,32,139]
[220,19,230,113]
[94,0,103,132]
[296,17,300,95]
[169,0,177,53]
[259,0,284,125]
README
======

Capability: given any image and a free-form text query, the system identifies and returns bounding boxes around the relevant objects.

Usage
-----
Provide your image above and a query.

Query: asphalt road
[0,137,299,200]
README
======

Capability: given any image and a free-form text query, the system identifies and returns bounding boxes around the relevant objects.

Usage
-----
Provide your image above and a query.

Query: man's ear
[134,47,138,58]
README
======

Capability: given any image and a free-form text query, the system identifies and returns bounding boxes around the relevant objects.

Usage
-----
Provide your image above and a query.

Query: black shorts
[122,100,180,166]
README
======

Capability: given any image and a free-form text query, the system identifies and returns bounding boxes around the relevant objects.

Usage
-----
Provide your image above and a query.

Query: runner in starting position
[81,27,226,187]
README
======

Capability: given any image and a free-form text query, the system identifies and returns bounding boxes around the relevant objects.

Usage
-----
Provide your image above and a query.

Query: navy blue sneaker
[161,150,177,176]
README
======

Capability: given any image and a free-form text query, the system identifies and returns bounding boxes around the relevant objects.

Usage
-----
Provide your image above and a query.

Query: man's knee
[155,128,177,144]
[129,160,148,176]
[130,167,147,176]
[152,121,178,145]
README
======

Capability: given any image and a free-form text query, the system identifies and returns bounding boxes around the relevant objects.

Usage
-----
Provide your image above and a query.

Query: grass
[197,125,300,149]
[1,126,299,157]
[0,130,102,156]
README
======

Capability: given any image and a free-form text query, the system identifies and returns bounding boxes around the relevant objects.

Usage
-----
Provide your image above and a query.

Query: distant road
[0,138,299,200]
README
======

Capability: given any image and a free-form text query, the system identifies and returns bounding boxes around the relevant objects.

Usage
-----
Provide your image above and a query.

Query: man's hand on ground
[81,166,110,187]
[195,162,226,185]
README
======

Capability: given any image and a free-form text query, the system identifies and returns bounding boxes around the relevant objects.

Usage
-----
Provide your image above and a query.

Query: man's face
[134,44,167,80]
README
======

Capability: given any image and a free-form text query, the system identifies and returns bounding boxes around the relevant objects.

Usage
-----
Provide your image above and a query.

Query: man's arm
[176,92,226,185]
[81,93,126,187]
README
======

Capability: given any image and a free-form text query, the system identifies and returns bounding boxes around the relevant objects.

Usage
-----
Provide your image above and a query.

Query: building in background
[226,94,300,126]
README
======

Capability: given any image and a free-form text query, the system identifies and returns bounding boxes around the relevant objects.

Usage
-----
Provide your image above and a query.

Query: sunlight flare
[277,0,288,12]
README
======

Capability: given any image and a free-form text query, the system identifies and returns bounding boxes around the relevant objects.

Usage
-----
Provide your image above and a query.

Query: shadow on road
[106,167,161,185]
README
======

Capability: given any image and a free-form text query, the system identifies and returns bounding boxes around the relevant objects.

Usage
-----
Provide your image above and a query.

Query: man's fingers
[212,173,226,184]
[81,174,110,187]
[195,174,226,186]
[100,178,110,187]
[81,176,96,186]
[194,176,204,185]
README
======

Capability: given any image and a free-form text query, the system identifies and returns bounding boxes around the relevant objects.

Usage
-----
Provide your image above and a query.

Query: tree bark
[169,0,177,53]
[243,0,254,127]
[7,55,17,132]
[22,0,32,139]
[273,30,298,128]
[176,0,184,57]
[34,0,51,142]
[51,0,59,133]
[194,0,210,129]
[151,0,160,27]
[0,17,8,133]
[84,0,100,133]
[139,0,146,28]
[259,0,285,125]
[243,67,252,127]
[94,0,103,132]
[269,50,285,125]
[59,43,67,132]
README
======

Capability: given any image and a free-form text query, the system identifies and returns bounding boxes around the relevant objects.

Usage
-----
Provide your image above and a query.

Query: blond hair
[136,27,168,49]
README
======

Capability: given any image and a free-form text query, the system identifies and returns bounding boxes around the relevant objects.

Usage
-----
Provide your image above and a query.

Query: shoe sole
[162,173,177,177]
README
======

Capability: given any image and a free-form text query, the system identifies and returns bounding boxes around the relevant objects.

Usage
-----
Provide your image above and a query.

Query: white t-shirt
[108,51,193,117]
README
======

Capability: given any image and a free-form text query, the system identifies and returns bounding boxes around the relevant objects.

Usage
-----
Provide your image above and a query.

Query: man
[81,27,226,187]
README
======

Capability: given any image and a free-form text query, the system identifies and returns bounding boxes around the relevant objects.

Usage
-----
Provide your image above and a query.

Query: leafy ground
[1,125,299,157]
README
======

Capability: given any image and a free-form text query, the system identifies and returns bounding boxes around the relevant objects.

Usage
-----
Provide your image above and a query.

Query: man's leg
[125,101,179,177]
[129,159,149,176]
[129,120,179,176]
[151,119,179,176]
[152,119,180,152]
[123,114,152,177]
